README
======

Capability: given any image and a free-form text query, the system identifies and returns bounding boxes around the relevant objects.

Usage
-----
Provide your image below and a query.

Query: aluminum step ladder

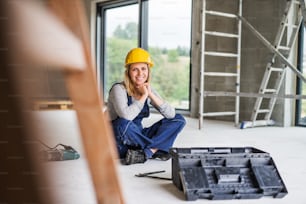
[241,0,303,129]
[199,0,242,129]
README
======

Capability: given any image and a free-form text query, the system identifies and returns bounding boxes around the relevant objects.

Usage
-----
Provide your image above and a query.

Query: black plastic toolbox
[170,147,288,201]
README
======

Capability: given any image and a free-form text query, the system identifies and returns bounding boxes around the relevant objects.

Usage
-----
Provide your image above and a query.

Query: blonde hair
[124,64,151,96]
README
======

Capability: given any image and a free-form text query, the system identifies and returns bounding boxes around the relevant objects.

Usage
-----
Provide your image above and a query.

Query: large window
[147,0,191,109]
[97,2,139,99]
[296,27,306,126]
[96,0,192,110]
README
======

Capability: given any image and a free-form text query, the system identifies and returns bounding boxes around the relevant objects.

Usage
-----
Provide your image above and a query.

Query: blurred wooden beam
[48,0,125,204]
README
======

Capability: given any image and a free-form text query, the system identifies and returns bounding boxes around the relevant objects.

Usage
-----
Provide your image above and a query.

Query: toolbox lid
[170,147,288,201]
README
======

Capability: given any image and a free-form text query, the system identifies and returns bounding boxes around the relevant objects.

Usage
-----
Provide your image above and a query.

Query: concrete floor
[34,111,306,204]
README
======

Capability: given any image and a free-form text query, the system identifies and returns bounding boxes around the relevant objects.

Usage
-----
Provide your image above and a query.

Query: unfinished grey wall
[28,70,69,100]
[191,0,288,125]
[191,0,239,119]
[204,0,240,121]
[240,0,287,123]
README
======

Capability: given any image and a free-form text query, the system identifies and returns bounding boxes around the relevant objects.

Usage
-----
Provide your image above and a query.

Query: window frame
[296,26,306,127]
[96,0,138,99]
[95,0,192,111]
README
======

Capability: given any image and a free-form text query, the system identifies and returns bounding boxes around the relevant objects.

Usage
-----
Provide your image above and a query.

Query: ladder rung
[203,111,236,117]
[263,89,276,93]
[270,67,284,72]
[205,10,237,18]
[205,51,238,57]
[256,109,270,113]
[277,45,290,51]
[204,31,239,38]
[204,72,238,77]
[284,23,299,28]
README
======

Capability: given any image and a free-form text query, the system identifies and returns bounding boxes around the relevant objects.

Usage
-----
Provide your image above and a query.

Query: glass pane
[148,0,192,110]
[104,4,138,99]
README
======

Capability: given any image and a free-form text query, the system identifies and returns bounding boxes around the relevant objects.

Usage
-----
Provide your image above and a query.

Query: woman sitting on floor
[107,47,186,165]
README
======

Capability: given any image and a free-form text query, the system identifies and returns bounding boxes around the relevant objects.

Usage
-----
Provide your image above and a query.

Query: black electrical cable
[36,139,72,150]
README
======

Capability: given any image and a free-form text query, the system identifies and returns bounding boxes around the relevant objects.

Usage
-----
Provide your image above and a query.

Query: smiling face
[128,62,149,87]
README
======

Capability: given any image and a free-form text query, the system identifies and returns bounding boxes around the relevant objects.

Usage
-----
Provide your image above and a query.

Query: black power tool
[40,142,80,161]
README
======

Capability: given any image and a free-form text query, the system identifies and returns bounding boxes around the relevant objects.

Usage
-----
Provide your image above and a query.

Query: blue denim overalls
[111,93,186,159]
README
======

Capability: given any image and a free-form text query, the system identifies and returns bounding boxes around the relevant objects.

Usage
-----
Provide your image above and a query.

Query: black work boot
[152,150,171,161]
[125,149,147,165]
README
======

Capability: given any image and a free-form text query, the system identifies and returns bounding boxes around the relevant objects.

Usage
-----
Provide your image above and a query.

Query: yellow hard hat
[125,48,154,68]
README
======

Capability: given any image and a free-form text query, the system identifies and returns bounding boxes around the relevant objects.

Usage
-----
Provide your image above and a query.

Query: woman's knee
[174,114,186,126]
[159,114,186,130]
[112,118,133,133]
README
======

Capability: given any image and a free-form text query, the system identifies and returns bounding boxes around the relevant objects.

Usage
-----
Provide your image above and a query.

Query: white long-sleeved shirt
[107,83,175,121]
